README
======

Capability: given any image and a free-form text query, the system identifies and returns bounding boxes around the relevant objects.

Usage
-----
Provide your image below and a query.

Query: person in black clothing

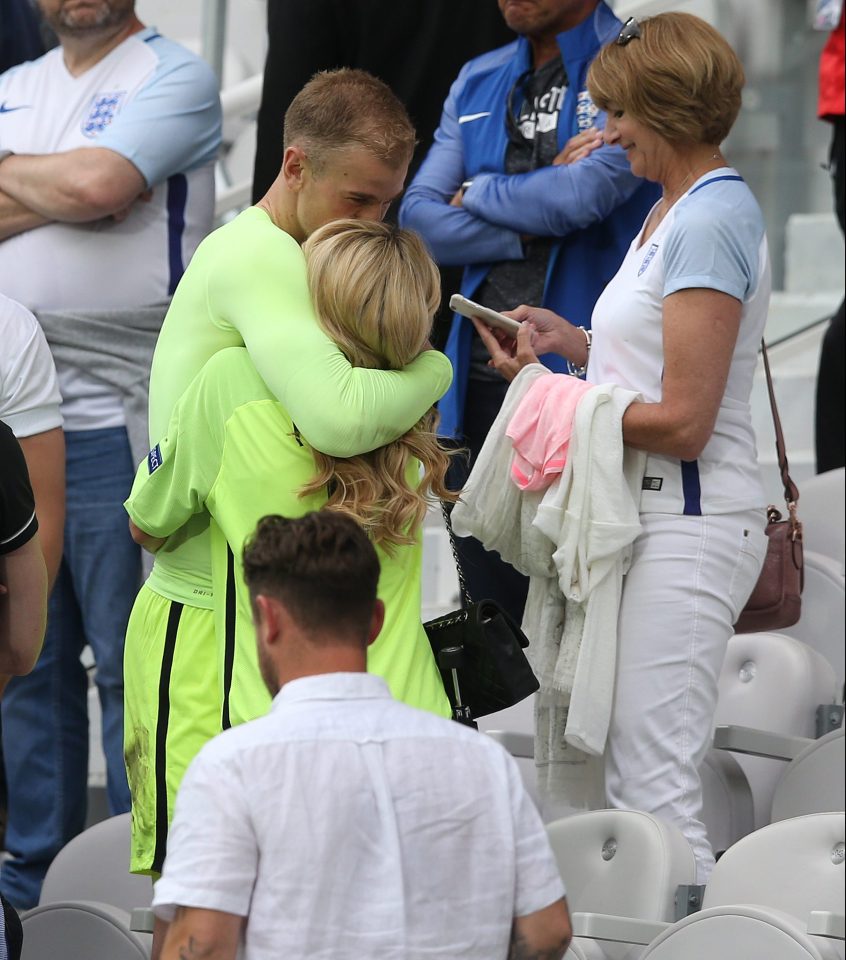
[814,6,845,474]
[0,892,22,960]
[0,419,47,960]
[252,0,514,200]
[251,0,515,349]
[0,0,50,72]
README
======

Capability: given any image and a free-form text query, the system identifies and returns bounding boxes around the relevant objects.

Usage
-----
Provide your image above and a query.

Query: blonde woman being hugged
[473,14,770,883]
[126,220,457,726]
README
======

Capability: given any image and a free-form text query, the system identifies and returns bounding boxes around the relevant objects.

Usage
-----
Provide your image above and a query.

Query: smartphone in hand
[449,294,521,336]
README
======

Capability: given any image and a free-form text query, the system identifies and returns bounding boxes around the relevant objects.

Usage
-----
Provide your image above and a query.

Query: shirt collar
[271,672,392,711]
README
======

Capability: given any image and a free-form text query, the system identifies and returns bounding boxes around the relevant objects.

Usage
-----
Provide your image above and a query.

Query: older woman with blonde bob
[473,13,770,881]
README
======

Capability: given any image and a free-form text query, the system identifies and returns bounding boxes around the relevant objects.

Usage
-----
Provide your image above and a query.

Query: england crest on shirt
[638,243,659,276]
[81,91,126,138]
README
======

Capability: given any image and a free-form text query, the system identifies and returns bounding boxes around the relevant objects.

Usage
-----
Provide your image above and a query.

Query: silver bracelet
[566,326,592,378]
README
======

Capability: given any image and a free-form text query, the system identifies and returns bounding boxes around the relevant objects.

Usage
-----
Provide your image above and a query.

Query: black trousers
[446,376,530,625]
[1,892,22,960]
[815,117,845,474]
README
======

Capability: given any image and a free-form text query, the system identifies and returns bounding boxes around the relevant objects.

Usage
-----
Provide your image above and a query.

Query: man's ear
[281,145,307,191]
[254,594,281,648]
[366,599,385,648]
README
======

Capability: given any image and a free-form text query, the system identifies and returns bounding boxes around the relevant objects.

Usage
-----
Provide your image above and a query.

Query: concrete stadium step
[784,212,845,296]
[764,291,840,344]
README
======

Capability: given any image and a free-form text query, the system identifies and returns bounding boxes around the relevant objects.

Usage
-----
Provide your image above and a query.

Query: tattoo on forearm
[178,935,217,959]
[507,927,568,960]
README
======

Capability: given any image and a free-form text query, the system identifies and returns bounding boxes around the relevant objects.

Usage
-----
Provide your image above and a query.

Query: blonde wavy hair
[300,220,457,552]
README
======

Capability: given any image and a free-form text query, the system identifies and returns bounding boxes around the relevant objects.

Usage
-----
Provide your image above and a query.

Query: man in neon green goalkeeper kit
[122,69,453,881]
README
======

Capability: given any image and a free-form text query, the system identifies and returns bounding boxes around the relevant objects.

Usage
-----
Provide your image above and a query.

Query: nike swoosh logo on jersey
[0,102,30,114]
[458,112,492,124]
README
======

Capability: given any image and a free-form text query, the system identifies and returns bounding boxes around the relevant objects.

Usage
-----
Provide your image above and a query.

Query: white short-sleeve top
[0,293,61,438]
[153,673,565,960]
[0,27,221,429]
[588,170,770,516]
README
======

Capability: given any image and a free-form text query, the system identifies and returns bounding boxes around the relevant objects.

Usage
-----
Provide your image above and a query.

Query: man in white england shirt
[0,0,221,908]
[155,511,572,960]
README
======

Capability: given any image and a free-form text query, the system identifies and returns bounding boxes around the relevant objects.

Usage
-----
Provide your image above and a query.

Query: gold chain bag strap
[734,340,804,633]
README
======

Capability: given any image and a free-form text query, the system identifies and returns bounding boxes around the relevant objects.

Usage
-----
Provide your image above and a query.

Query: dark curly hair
[242,512,380,644]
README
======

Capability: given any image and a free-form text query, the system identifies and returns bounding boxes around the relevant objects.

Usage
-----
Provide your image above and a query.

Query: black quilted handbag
[423,505,539,724]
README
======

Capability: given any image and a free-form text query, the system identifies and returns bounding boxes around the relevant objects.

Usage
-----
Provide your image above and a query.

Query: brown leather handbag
[734,342,804,634]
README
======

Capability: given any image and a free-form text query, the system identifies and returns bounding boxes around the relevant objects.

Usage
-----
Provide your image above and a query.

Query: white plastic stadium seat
[776,550,846,690]
[699,748,756,856]
[480,692,535,737]
[796,468,845,572]
[21,902,151,960]
[639,813,845,960]
[771,727,846,823]
[546,809,696,960]
[38,813,152,912]
[486,729,539,810]
[715,632,838,827]
[23,814,154,958]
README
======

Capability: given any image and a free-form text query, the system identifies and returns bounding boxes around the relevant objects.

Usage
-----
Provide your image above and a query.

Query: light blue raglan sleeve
[461,120,646,238]
[663,191,762,301]
[399,67,525,267]
[95,35,222,188]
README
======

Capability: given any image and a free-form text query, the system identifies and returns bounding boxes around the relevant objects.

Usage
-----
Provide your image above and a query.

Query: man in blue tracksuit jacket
[400,0,659,620]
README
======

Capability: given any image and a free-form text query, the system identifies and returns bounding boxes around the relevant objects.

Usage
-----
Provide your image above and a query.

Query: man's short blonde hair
[587,12,745,146]
[283,68,416,171]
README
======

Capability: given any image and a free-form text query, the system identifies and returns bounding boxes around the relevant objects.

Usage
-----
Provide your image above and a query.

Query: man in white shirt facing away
[154,511,572,960]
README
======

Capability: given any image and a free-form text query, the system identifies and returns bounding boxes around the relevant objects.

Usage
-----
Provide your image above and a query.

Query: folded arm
[462,142,645,238]
[0,188,49,241]
[399,80,525,267]
[0,148,146,225]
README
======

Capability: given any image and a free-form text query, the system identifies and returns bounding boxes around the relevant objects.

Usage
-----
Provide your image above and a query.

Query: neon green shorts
[124,585,220,875]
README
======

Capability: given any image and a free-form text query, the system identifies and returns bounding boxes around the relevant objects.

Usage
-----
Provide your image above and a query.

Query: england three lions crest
[81,91,126,138]
[638,243,659,276]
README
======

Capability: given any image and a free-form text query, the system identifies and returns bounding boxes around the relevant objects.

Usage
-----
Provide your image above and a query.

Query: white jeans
[604,509,767,883]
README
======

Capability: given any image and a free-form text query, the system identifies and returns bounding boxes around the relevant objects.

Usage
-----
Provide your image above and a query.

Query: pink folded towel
[506,373,593,491]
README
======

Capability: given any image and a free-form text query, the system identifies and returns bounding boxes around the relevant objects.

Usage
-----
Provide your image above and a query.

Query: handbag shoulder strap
[690,172,799,513]
[440,502,473,606]
[760,338,800,510]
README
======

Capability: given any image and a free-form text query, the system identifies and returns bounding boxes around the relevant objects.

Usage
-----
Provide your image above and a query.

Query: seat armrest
[713,724,812,761]
[571,912,670,945]
[485,730,534,758]
[808,911,846,940]
[130,907,156,933]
